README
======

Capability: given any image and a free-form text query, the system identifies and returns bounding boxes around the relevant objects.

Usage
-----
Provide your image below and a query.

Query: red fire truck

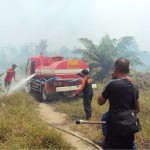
[26,52,96,101]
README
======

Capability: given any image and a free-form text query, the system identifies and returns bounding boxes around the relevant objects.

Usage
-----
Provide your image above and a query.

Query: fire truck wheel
[42,86,48,101]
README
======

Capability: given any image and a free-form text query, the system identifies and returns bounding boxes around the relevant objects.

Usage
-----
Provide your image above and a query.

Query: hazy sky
[0,0,150,52]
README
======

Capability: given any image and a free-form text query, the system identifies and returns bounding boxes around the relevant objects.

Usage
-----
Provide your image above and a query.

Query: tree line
[0,35,149,81]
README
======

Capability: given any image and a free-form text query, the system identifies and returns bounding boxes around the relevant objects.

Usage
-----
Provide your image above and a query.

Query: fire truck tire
[42,86,48,101]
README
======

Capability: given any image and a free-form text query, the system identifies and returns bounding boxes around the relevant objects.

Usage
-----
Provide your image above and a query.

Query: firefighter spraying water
[4,64,18,92]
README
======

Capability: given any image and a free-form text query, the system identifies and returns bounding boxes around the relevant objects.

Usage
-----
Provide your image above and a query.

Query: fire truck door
[30,61,35,74]
[26,59,35,76]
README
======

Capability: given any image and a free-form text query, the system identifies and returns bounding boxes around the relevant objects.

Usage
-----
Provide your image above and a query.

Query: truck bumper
[56,84,97,92]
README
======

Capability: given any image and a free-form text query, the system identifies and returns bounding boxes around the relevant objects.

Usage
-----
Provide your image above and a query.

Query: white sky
[0,0,150,52]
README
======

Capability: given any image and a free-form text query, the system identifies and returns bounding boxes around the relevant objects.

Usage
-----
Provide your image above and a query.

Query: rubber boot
[86,113,91,120]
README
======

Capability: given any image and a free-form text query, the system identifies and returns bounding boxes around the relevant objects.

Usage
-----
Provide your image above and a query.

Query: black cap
[12,64,17,68]
[81,69,89,75]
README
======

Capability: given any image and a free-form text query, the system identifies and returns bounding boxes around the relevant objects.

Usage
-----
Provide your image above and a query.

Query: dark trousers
[83,92,93,119]
[102,114,134,149]
[4,80,11,92]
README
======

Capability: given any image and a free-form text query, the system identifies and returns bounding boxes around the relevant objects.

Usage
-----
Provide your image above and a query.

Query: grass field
[0,92,74,149]
[0,83,149,149]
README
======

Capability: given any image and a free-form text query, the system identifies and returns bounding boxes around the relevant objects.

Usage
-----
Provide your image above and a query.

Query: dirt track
[38,103,102,150]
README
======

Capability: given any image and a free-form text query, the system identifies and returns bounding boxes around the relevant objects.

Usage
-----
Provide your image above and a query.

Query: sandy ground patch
[38,103,102,150]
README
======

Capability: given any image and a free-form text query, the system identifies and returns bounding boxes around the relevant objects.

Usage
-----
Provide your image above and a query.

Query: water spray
[7,74,36,95]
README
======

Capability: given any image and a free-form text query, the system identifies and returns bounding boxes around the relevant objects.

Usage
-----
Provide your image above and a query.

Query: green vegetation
[76,35,143,81]
[0,92,74,149]
[52,83,150,149]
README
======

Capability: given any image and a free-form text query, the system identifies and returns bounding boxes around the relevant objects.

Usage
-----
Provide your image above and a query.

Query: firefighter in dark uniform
[72,69,93,120]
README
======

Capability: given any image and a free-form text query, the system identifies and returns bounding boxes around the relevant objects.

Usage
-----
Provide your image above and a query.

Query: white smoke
[7,74,35,95]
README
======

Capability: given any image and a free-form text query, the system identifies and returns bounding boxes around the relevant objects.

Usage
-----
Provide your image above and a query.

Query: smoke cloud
[0,0,150,52]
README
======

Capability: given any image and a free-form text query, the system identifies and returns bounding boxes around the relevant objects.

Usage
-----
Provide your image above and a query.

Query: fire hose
[76,120,107,145]
[46,122,103,150]
[76,120,106,124]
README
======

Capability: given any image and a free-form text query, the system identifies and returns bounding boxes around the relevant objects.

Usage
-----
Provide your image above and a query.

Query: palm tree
[76,35,116,81]
[116,36,143,67]
[76,35,143,82]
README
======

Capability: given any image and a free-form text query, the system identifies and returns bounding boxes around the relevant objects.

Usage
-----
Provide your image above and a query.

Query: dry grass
[0,92,74,149]
[0,73,149,149]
